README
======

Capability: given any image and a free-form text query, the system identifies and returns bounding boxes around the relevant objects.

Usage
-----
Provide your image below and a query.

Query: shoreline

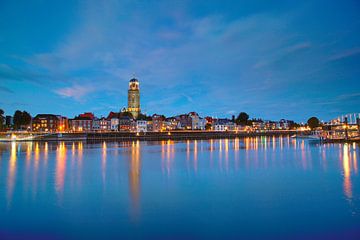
[0,131,297,142]
[1,131,358,143]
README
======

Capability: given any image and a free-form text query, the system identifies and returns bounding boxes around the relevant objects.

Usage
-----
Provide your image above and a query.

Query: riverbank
[2,131,360,144]
[0,130,298,142]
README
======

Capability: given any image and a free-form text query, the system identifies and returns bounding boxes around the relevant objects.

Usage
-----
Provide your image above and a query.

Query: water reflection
[55,142,67,202]
[102,142,107,185]
[129,141,141,220]
[1,137,360,230]
[7,142,17,207]
[161,140,174,176]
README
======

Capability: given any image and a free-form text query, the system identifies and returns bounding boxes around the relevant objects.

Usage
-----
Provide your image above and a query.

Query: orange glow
[102,142,107,184]
[55,142,67,201]
[194,140,198,172]
[129,140,141,220]
[7,142,17,207]
[343,144,352,199]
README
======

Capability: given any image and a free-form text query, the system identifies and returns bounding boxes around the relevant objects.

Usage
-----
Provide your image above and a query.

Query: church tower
[127,77,140,119]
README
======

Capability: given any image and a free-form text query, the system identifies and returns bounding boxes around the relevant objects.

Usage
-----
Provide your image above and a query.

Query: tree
[205,123,212,130]
[236,112,249,126]
[119,111,134,119]
[0,109,4,130]
[22,111,31,126]
[13,110,31,130]
[137,113,152,121]
[307,117,320,130]
[289,122,300,130]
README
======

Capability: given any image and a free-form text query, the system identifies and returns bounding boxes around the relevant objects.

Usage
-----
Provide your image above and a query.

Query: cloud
[55,84,95,102]
[0,86,13,93]
[328,47,360,61]
[0,64,42,82]
[286,42,311,53]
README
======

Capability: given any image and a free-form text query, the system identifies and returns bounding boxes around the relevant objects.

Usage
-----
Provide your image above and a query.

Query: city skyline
[1,0,360,122]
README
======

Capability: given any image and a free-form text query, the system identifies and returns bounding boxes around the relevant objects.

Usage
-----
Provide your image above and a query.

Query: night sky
[0,0,359,122]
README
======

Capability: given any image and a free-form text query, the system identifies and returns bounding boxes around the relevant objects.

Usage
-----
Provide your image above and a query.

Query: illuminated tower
[127,78,140,119]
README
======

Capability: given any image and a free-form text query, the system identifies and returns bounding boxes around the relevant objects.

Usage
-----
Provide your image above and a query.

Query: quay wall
[39,131,297,142]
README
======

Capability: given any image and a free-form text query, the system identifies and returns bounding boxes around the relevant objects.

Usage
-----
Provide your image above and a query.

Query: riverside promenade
[0,130,298,142]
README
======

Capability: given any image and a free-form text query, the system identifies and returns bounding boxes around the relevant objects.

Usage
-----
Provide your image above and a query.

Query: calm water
[0,137,359,239]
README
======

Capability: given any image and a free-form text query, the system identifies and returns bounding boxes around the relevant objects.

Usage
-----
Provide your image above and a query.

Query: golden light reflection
[194,140,198,173]
[165,140,174,176]
[301,140,307,170]
[272,136,276,150]
[55,142,67,201]
[34,142,40,174]
[7,142,17,207]
[224,139,229,172]
[243,137,248,150]
[129,140,141,220]
[44,142,48,162]
[102,141,107,184]
[234,138,239,171]
[33,142,40,198]
[352,144,358,174]
[343,144,352,199]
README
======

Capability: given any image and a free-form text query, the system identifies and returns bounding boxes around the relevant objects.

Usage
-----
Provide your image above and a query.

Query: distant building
[110,118,119,131]
[32,114,67,132]
[164,117,180,130]
[152,114,165,132]
[69,116,92,132]
[100,117,111,131]
[214,118,236,131]
[127,78,141,119]
[92,118,100,131]
[79,112,95,120]
[136,120,147,132]
[119,116,133,131]
[189,112,206,130]
[176,114,192,129]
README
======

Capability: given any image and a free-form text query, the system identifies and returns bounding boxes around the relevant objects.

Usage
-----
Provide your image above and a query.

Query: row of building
[30,111,294,133]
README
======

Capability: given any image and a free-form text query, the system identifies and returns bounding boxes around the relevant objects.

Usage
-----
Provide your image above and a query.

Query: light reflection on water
[0,137,360,239]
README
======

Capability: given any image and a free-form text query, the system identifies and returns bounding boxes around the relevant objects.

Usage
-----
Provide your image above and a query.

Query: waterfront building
[152,114,165,132]
[164,117,180,130]
[110,118,119,131]
[127,78,141,119]
[100,117,111,131]
[119,116,133,131]
[189,112,206,130]
[69,116,92,132]
[136,120,148,132]
[92,118,100,131]
[57,116,69,132]
[252,120,265,130]
[214,118,236,131]
[176,114,192,129]
[79,112,95,120]
[32,114,66,132]
[146,121,153,132]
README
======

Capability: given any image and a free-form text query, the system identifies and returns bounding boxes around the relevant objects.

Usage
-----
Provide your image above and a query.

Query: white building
[136,120,147,132]
[189,112,206,130]
[214,119,236,131]
[110,118,119,131]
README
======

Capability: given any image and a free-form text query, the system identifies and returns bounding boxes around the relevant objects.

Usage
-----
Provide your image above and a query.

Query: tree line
[0,109,32,130]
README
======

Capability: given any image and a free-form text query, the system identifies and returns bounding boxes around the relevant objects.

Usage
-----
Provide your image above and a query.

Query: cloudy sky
[0,0,359,122]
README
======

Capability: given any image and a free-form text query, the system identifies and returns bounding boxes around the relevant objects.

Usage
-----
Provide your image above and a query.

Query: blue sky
[0,0,359,122]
